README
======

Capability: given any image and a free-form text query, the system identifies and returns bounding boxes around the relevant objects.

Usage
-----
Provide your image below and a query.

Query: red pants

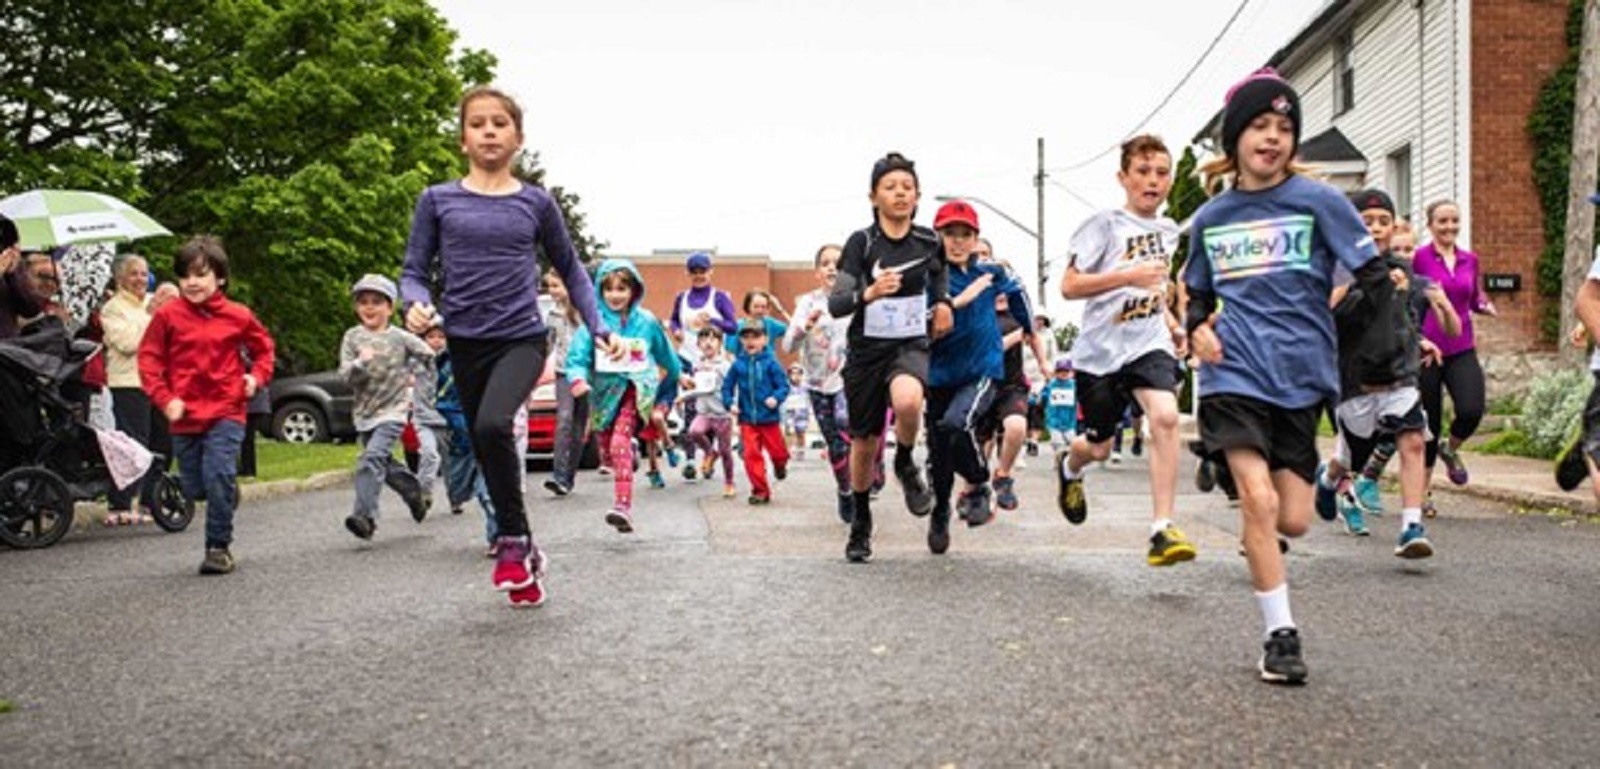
[740,422,790,499]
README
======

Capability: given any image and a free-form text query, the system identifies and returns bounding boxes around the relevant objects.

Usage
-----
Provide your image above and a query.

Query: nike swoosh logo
[870,257,926,281]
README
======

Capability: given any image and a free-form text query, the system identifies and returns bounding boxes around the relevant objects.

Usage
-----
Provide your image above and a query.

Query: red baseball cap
[933,200,980,232]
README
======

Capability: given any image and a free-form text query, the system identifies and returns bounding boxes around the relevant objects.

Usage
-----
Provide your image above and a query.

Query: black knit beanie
[1221,68,1301,160]
[1348,188,1395,216]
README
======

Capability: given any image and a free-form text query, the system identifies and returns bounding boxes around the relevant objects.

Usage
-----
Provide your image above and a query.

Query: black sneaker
[774,463,788,481]
[344,513,375,540]
[894,455,934,517]
[1056,451,1087,525]
[198,547,235,575]
[1556,437,1590,492]
[928,505,950,555]
[1195,458,1217,493]
[389,470,427,523]
[1259,627,1308,685]
[543,478,571,497]
[683,464,698,481]
[958,484,994,527]
[846,509,873,563]
[1130,436,1144,457]
[836,493,855,524]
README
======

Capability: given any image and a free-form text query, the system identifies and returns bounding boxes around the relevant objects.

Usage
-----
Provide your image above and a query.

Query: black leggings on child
[447,334,548,539]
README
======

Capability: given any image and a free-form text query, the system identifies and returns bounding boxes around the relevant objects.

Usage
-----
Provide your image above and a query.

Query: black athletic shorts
[1198,394,1321,484]
[1076,350,1179,443]
[842,341,929,439]
[976,384,1029,441]
[1583,372,1600,464]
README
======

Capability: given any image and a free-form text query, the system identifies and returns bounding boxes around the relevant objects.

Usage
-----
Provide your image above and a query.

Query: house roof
[1296,127,1366,163]
[1191,0,1362,146]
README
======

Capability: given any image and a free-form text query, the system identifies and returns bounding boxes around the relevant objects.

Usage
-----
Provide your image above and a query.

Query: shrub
[1518,368,1589,459]
[1476,429,1542,459]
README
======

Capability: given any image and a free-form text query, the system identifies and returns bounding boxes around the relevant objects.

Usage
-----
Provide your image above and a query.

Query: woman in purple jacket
[1412,200,1495,502]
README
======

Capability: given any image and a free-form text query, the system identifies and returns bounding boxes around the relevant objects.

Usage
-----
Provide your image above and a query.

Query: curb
[238,469,354,502]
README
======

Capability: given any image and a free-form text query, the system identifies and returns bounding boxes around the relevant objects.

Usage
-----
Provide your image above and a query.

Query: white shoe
[1109,452,1123,465]
[1012,456,1028,471]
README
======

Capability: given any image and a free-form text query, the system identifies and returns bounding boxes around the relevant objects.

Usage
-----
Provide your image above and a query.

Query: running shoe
[344,513,375,540]
[1109,451,1123,465]
[723,483,737,498]
[1195,458,1217,493]
[666,446,682,468]
[596,465,613,477]
[958,484,994,527]
[507,549,547,608]
[846,510,873,563]
[836,493,855,524]
[700,456,717,481]
[491,536,540,591]
[683,464,698,481]
[1352,475,1383,516]
[1130,436,1143,457]
[1422,493,1437,519]
[605,507,634,533]
[1556,436,1591,492]
[1439,442,1470,485]
[1337,490,1369,536]
[927,504,950,555]
[198,547,235,576]
[1026,441,1039,457]
[774,463,788,481]
[543,478,571,497]
[747,495,771,506]
[1259,627,1309,685]
[1147,526,1197,567]
[647,470,666,489]
[1057,452,1087,525]
[1395,523,1434,559]
[1314,461,1339,522]
[894,456,935,517]
[993,476,1019,511]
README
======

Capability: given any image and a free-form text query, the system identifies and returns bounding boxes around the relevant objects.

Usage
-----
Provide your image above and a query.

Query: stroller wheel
[0,466,75,549]
[150,473,195,533]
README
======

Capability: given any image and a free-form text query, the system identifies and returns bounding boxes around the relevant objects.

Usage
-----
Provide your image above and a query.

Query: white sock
[1150,518,1173,536]
[1255,584,1295,638]
[1060,454,1082,481]
[1401,507,1422,528]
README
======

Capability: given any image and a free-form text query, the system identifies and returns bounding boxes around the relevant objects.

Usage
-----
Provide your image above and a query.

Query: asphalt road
[3,446,1598,766]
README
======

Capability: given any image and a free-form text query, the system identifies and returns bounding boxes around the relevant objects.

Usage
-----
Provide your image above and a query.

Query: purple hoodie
[401,181,606,342]
[1411,242,1486,358]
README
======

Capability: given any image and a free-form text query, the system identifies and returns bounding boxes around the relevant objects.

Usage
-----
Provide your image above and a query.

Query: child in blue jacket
[722,319,791,504]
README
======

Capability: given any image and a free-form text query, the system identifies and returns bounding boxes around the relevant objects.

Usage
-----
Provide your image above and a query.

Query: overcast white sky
[431,0,1327,319]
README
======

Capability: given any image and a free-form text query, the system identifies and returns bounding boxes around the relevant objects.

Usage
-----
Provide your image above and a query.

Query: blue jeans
[444,416,497,542]
[173,419,246,550]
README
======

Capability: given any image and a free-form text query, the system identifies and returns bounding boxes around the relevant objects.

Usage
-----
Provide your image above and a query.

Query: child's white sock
[1255,583,1295,638]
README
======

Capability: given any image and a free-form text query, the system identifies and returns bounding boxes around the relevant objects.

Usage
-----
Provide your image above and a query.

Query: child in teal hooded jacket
[567,259,681,532]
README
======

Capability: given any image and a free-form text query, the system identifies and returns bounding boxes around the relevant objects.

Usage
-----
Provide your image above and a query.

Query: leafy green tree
[1164,145,1206,279]
[0,0,602,372]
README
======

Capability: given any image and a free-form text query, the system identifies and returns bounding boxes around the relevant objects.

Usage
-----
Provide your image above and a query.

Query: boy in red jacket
[139,236,275,575]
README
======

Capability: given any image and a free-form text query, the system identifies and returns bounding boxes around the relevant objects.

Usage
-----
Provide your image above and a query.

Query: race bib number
[693,371,719,392]
[596,337,651,374]
[1049,389,1076,407]
[863,295,928,339]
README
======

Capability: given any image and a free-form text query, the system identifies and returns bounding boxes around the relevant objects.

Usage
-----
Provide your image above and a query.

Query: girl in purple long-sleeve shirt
[1411,200,1496,501]
[401,87,615,608]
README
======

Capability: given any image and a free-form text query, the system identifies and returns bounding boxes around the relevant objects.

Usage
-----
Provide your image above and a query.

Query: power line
[1052,0,1253,173]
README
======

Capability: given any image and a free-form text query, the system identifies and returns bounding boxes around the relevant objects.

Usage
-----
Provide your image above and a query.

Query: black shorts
[1077,351,1179,443]
[1583,372,1600,464]
[1199,394,1321,484]
[842,341,929,439]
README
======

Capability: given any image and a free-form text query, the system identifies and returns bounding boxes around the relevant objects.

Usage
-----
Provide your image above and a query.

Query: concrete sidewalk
[1365,442,1598,515]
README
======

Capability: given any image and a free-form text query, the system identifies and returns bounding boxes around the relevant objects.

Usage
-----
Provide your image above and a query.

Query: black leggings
[448,335,548,539]
[1418,349,1485,468]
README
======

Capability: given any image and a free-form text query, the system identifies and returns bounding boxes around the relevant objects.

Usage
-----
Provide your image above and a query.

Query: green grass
[248,440,362,484]
[1474,429,1554,460]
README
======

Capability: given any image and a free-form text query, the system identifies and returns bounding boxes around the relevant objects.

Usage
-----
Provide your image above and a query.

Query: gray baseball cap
[350,273,397,302]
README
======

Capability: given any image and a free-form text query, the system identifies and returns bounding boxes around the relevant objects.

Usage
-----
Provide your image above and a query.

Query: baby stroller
[0,321,193,549]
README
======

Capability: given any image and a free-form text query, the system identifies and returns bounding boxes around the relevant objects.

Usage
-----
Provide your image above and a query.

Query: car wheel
[273,402,328,444]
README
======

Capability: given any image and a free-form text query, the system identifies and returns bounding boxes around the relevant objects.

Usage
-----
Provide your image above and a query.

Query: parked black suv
[268,370,355,443]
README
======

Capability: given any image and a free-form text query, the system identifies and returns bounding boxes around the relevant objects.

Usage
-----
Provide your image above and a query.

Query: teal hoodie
[565,259,681,432]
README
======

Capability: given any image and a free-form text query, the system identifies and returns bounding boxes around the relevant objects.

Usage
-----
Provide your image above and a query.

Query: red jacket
[138,292,274,435]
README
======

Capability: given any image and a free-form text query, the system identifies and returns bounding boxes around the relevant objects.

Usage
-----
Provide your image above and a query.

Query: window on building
[1387,146,1413,221]
[1334,31,1355,116]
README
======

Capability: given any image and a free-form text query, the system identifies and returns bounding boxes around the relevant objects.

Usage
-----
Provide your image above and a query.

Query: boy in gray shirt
[340,274,434,540]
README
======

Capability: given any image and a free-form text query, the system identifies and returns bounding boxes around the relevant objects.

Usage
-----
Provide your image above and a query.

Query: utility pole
[1035,137,1047,308]
[1564,0,1600,368]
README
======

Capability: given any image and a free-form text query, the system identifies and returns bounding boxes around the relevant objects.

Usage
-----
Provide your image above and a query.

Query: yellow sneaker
[1147,525,1197,567]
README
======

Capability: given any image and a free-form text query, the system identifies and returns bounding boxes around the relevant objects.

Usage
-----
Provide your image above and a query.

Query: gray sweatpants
[354,421,418,519]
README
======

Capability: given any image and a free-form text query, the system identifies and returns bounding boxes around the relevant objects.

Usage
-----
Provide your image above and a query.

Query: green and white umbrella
[0,189,171,250]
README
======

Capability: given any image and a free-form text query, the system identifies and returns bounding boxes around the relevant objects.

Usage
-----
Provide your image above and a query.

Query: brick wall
[628,255,815,368]
[1469,0,1570,354]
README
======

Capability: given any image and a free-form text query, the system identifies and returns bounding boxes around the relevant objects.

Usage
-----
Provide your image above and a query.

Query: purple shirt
[1411,242,1485,357]
[401,181,606,342]
[669,285,737,335]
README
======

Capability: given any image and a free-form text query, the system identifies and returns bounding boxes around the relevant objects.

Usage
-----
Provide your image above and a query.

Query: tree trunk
[1563,0,1600,368]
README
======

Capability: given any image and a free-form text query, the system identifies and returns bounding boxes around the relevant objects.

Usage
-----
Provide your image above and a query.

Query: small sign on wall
[1484,273,1521,293]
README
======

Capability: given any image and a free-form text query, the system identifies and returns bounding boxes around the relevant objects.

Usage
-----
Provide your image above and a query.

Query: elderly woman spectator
[100,253,159,524]
[0,215,45,339]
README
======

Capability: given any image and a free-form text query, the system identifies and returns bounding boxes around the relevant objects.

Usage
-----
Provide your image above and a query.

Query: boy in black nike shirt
[828,151,954,563]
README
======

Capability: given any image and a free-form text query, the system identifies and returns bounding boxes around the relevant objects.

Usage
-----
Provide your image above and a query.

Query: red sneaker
[490,537,540,591]
[508,578,546,607]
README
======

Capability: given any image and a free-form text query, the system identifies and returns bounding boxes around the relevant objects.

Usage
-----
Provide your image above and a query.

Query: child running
[1184,69,1393,684]
[828,151,954,563]
[1057,134,1195,568]
[782,243,860,522]
[924,199,1036,553]
[137,236,274,575]
[984,288,1051,511]
[682,327,737,497]
[401,86,613,607]
[723,319,791,505]
[1038,358,1079,452]
[340,274,433,540]
[565,259,680,532]
[542,269,590,498]
[782,364,809,459]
